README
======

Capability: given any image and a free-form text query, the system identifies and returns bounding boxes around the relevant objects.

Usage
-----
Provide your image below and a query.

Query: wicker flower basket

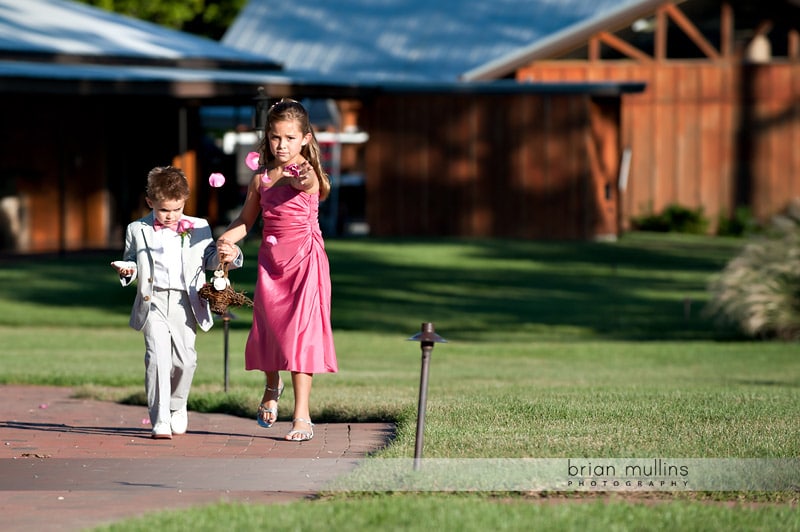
[199,263,253,315]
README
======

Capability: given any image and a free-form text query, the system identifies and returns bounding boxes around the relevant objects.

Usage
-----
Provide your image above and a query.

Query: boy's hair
[259,98,331,200]
[145,166,190,202]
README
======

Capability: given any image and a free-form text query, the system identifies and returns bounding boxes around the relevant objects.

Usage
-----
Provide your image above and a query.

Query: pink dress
[244,185,338,374]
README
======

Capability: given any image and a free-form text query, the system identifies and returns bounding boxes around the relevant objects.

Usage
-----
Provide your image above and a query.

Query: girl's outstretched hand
[286,162,314,191]
[216,238,236,264]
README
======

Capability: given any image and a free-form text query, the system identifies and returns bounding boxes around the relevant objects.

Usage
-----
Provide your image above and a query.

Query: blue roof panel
[0,0,273,64]
[223,0,642,82]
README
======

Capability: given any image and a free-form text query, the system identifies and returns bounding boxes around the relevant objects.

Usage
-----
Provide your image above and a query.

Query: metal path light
[407,322,447,471]
[221,310,237,392]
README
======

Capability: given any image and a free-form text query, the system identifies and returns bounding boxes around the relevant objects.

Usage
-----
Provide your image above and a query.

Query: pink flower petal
[176,219,194,234]
[260,173,271,185]
[284,163,301,177]
[245,151,260,171]
[39,404,48,409]
[208,172,226,188]
[142,418,151,425]
[266,235,278,246]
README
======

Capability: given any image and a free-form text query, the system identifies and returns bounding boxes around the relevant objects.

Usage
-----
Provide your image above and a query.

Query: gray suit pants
[142,288,198,427]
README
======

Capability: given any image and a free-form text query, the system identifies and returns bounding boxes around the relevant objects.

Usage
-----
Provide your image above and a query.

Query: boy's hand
[111,260,135,276]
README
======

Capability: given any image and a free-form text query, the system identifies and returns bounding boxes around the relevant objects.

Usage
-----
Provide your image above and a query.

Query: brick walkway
[0,385,394,531]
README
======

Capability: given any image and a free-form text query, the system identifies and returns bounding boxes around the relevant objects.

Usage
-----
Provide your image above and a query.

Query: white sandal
[256,383,284,429]
[285,418,314,441]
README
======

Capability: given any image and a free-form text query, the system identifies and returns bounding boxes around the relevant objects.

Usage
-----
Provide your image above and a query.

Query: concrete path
[0,385,394,531]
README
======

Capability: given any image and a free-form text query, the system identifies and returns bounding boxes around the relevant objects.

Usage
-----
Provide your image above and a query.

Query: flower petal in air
[266,235,278,246]
[245,151,260,171]
[260,173,271,185]
[208,172,226,188]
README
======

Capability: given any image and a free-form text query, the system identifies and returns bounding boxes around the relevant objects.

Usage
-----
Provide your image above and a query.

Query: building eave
[461,0,686,81]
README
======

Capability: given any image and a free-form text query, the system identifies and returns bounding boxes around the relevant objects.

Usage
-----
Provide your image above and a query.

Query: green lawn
[1,232,798,531]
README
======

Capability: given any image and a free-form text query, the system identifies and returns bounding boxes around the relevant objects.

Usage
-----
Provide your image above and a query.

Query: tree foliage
[74,0,247,40]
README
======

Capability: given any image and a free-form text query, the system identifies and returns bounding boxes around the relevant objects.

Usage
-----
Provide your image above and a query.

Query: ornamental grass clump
[705,201,800,340]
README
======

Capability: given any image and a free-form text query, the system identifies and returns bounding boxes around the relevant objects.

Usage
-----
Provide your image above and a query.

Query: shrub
[631,204,709,234]
[705,201,800,340]
[716,206,758,237]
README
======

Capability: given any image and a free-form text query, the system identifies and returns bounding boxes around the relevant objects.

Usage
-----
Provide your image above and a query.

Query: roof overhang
[0,60,366,100]
[462,0,686,81]
[371,79,646,96]
[0,60,646,101]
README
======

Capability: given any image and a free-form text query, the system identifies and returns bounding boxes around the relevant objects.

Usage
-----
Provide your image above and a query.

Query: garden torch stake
[220,311,240,392]
[223,312,230,392]
[408,322,447,471]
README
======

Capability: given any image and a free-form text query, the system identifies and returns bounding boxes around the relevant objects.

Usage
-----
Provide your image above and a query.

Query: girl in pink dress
[216,98,338,441]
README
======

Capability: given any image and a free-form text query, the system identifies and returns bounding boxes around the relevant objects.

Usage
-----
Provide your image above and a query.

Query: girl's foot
[285,418,314,441]
[256,383,284,428]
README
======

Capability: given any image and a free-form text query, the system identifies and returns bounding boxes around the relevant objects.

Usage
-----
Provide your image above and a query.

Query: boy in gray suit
[111,166,242,439]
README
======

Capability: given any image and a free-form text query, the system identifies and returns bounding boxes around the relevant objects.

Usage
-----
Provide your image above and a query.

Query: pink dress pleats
[244,185,338,374]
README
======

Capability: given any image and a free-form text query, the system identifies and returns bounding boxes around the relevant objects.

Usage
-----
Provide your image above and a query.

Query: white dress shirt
[151,228,186,290]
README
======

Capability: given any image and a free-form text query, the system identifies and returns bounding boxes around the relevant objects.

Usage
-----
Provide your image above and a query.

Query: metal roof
[0,0,650,98]
[0,0,276,67]
[462,0,687,80]
[223,0,643,82]
[0,0,288,98]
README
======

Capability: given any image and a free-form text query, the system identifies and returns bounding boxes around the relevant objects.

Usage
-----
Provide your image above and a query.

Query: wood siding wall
[362,92,621,239]
[0,95,201,253]
[516,61,800,230]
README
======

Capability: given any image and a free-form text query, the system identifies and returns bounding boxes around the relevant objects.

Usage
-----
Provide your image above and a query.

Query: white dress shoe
[170,406,188,435]
[152,421,172,439]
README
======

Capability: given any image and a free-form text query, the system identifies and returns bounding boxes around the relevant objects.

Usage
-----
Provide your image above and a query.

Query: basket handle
[214,262,229,279]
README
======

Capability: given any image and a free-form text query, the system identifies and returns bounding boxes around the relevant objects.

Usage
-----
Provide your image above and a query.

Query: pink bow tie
[153,219,170,231]
[154,218,193,233]
[154,219,179,231]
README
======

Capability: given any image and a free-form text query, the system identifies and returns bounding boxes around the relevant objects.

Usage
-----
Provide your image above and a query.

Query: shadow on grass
[0,234,745,341]
[327,235,743,341]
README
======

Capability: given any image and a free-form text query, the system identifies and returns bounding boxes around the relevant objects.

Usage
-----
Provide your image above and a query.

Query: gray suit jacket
[119,213,243,332]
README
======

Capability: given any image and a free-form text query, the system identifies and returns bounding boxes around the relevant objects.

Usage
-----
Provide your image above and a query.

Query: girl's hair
[145,166,190,202]
[259,98,331,200]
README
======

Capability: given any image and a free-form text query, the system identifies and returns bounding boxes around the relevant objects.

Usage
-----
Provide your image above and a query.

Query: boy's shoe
[170,406,188,435]
[152,422,172,439]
